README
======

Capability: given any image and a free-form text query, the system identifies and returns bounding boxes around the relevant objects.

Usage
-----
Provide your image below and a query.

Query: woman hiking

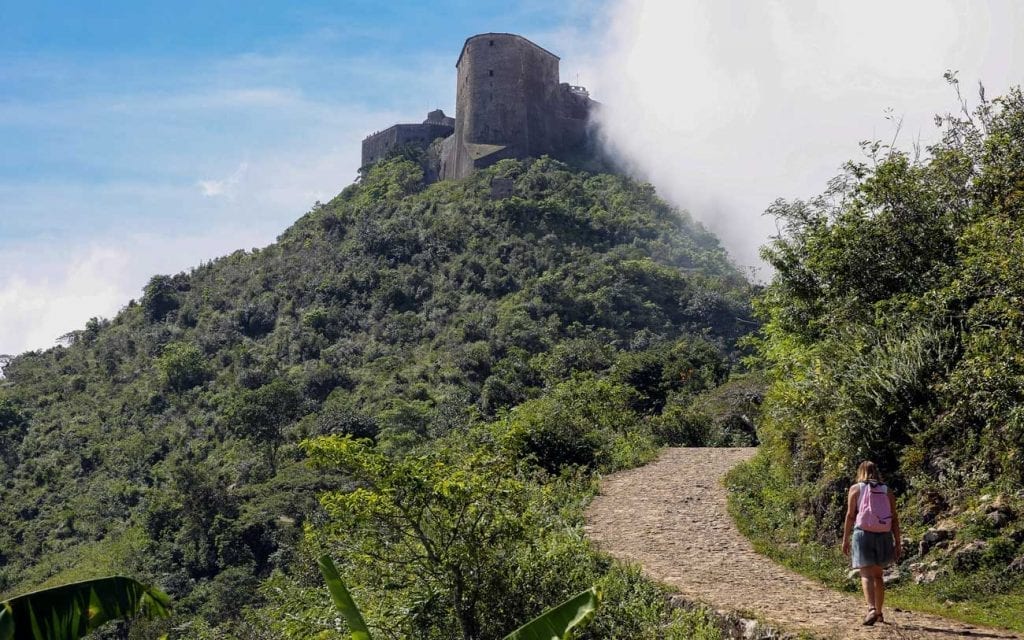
[842,460,902,626]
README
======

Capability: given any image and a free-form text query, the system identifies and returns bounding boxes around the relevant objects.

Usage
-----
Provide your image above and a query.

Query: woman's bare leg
[873,567,885,616]
[858,566,876,610]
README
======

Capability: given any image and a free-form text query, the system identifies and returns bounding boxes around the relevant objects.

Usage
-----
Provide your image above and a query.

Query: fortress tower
[361,33,596,182]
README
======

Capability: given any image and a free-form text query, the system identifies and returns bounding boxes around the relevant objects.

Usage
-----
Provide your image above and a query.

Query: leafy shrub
[142,274,180,322]
[497,376,638,474]
[157,342,210,391]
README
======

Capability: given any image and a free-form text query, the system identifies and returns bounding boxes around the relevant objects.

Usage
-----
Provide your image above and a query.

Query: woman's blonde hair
[856,460,883,484]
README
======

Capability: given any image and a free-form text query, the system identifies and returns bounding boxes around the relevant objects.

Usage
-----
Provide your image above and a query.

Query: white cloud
[0,246,128,354]
[0,229,271,356]
[0,135,372,355]
[590,0,1024,274]
[198,162,249,198]
[0,54,416,357]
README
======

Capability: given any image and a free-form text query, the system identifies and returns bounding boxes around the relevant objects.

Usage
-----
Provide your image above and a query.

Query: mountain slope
[0,157,754,636]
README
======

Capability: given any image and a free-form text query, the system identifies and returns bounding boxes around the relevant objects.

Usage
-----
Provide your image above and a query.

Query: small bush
[157,342,211,392]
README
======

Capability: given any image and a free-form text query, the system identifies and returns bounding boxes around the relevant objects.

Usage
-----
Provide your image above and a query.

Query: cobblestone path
[584,448,1021,639]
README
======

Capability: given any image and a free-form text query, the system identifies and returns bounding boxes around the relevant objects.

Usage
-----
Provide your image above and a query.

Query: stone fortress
[361,33,597,181]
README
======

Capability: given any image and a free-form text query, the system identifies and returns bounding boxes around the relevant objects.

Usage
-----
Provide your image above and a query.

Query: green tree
[317,555,600,640]
[0,400,28,465]
[141,274,180,322]
[156,342,211,392]
[303,435,534,640]
[496,375,640,474]
[739,84,1024,546]
[224,379,302,473]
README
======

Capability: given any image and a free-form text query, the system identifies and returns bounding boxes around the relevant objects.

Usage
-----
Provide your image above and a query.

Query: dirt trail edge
[584,448,1021,640]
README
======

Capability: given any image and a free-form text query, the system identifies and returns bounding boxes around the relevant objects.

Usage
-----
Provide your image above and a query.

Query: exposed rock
[990,495,1012,510]
[1007,555,1024,574]
[916,491,947,525]
[951,540,988,571]
[987,509,1012,529]
[984,499,1015,529]
[909,561,942,584]
[883,567,903,584]
[919,527,955,556]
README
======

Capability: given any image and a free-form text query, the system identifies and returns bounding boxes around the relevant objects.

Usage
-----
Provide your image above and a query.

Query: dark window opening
[489,40,494,46]
[489,70,494,76]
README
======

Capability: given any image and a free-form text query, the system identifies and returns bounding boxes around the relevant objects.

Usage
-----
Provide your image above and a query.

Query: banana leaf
[0,576,171,640]
[315,554,599,640]
[503,586,601,640]
[317,555,372,640]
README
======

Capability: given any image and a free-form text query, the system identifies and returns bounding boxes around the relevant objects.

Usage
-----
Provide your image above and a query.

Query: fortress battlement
[361,33,596,181]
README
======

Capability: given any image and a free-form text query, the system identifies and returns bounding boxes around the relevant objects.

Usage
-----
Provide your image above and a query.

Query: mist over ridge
[587,0,1024,274]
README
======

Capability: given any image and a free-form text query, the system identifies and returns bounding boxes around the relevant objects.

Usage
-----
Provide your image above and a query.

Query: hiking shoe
[863,608,879,626]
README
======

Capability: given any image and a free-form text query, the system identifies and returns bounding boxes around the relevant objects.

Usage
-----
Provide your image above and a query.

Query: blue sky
[0,0,602,240]
[0,0,604,354]
[2,0,1022,356]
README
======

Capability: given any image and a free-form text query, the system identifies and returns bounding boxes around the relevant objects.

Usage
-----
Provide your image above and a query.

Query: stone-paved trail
[584,448,1021,639]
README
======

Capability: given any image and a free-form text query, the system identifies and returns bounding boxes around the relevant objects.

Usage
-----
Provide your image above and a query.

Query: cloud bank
[591,0,1024,274]
[0,232,257,359]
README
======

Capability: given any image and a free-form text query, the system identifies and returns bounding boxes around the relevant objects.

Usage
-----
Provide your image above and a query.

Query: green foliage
[222,378,303,472]
[745,83,1024,507]
[0,576,170,640]
[649,372,763,447]
[298,431,720,640]
[316,555,601,640]
[317,557,370,640]
[305,434,535,640]
[581,563,721,640]
[730,83,1024,627]
[0,400,28,467]
[496,375,638,474]
[0,157,752,636]
[355,158,425,204]
[141,275,180,323]
[156,342,210,392]
[497,586,600,640]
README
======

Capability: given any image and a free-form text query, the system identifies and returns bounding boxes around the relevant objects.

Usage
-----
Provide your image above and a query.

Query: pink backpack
[855,482,892,532]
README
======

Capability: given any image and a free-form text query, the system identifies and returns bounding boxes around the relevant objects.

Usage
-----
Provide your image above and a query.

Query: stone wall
[360,113,454,168]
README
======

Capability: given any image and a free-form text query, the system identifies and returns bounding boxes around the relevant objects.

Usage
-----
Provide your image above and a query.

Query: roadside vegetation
[727,79,1024,632]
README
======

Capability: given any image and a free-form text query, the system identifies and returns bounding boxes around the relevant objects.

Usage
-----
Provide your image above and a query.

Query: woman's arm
[889,491,902,561]
[842,485,858,556]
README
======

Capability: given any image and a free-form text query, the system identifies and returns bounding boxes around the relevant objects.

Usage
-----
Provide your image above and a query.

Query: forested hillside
[0,157,756,638]
[729,82,1024,626]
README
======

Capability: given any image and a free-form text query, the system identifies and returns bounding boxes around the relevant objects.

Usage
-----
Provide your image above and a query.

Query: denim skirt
[851,528,895,568]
